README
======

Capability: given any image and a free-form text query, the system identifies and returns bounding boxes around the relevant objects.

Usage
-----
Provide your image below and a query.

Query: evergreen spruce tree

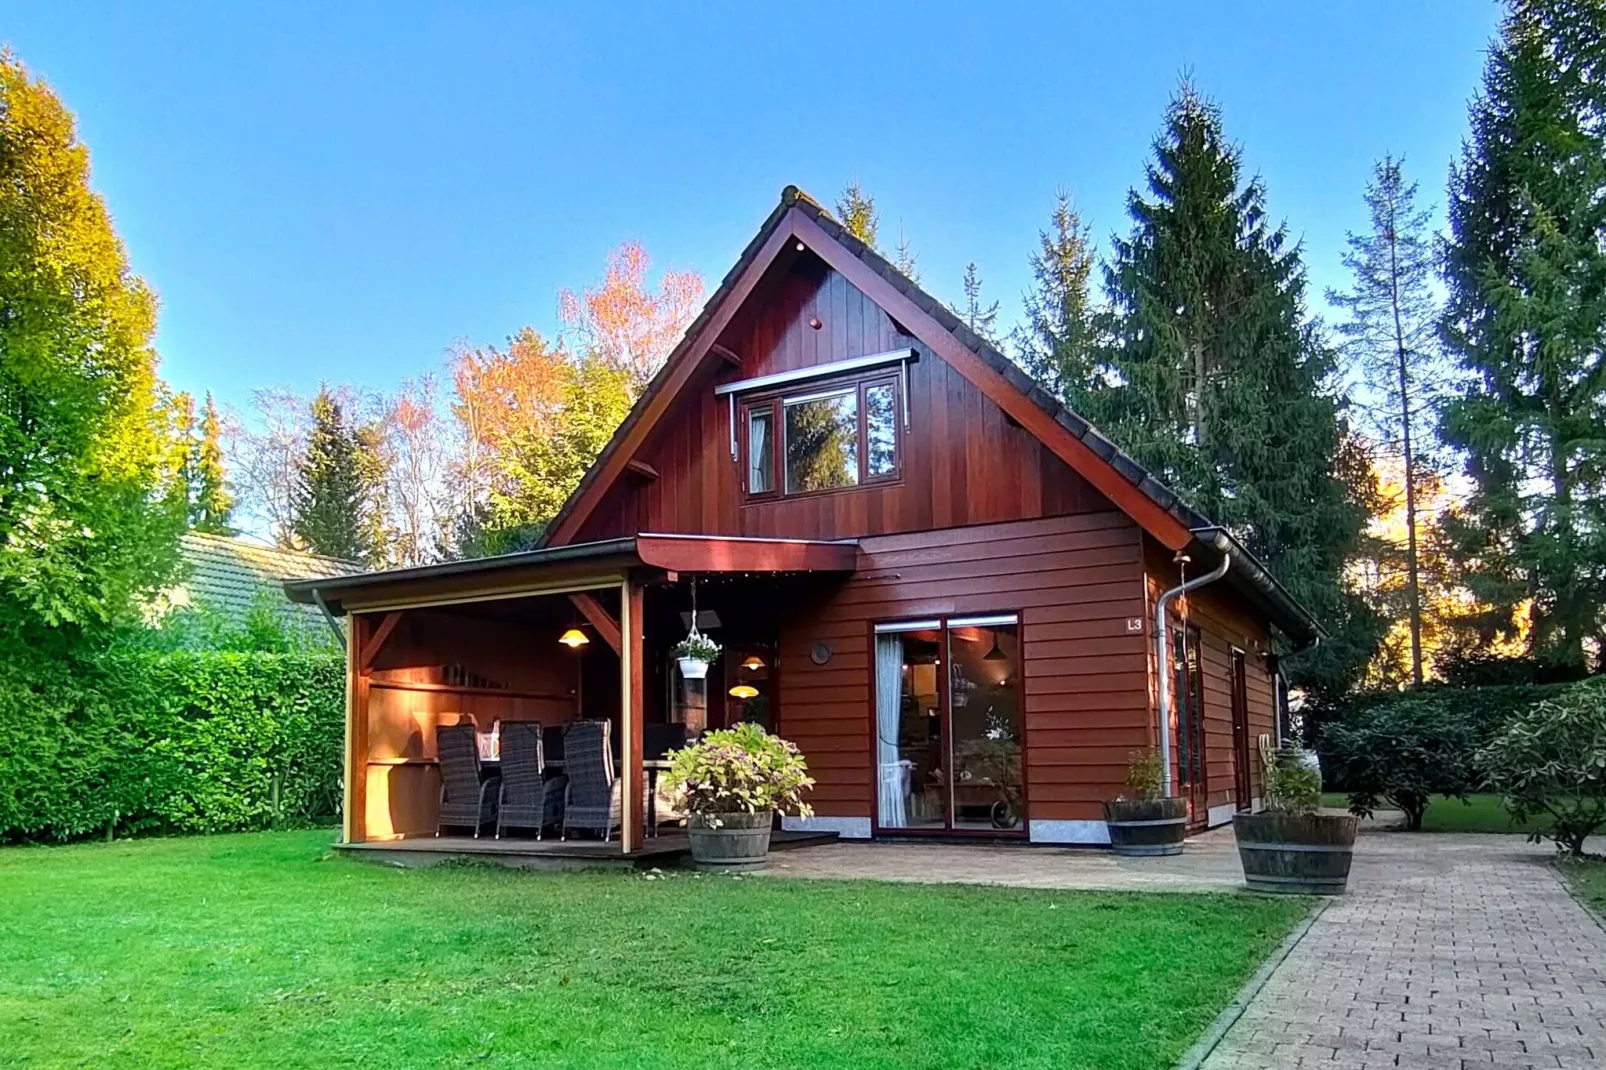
[1093,82,1381,701]
[1328,157,1445,686]
[192,392,234,534]
[951,262,1001,343]
[893,221,920,283]
[836,182,878,248]
[1013,191,1098,402]
[290,388,370,561]
[1439,0,1606,674]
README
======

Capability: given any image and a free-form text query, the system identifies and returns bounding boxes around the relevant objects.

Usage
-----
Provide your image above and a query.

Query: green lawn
[1319,792,1549,834]
[0,830,1308,1070]
[1559,856,1606,919]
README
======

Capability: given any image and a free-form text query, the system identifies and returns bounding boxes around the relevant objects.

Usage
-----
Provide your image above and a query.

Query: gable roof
[165,532,362,625]
[542,186,1321,647]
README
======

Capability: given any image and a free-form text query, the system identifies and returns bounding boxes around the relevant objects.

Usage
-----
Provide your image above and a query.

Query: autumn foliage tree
[558,241,703,393]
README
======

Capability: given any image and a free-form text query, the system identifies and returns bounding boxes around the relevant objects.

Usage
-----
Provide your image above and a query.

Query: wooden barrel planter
[1233,812,1358,895]
[1103,797,1189,856]
[686,811,773,872]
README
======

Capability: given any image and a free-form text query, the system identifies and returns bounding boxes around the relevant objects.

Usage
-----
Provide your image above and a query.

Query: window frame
[739,370,904,501]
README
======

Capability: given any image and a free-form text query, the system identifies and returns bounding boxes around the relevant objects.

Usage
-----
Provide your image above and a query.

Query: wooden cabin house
[285,187,1319,860]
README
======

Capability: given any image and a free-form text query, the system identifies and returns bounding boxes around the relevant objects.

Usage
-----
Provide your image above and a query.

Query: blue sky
[7,2,1499,416]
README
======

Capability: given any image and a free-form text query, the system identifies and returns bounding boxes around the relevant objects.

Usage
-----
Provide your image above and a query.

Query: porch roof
[281,533,858,615]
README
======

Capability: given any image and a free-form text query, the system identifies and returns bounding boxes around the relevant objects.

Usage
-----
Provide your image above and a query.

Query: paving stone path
[1201,834,1606,1070]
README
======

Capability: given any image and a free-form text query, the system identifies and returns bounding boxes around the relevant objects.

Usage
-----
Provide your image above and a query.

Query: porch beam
[357,611,401,674]
[567,592,622,655]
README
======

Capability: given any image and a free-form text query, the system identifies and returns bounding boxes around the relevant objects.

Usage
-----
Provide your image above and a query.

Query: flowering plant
[672,630,721,662]
[663,723,814,817]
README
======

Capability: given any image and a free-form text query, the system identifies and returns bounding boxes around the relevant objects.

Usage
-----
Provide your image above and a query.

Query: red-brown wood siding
[1143,537,1278,817]
[779,513,1152,823]
[575,257,1109,542]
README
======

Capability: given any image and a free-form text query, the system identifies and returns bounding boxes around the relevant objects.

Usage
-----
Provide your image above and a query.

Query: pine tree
[290,388,370,561]
[836,182,878,248]
[1013,191,1098,402]
[951,262,1001,343]
[1440,0,1606,674]
[1328,157,1444,686]
[1092,81,1380,701]
[893,221,920,283]
[192,392,234,534]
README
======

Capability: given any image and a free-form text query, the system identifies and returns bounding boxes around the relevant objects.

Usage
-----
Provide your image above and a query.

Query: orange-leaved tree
[558,241,703,393]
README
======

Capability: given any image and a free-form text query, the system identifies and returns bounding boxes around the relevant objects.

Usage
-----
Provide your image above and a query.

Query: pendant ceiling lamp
[558,628,589,648]
[984,631,1008,661]
[740,656,765,671]
[729,684,759,699]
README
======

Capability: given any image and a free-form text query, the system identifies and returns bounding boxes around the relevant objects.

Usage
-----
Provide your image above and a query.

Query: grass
[1559,856,1606,920]
[0,830,1309,1070]
[1319,791,1550,834]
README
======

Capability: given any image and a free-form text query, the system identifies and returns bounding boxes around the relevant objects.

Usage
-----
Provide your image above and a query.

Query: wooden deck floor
[333,829,838,870]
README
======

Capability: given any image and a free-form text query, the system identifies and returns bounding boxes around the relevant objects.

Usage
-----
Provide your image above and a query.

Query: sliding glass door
[874,615,1024,835]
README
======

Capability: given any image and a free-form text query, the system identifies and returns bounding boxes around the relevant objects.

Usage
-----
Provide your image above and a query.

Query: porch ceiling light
[729,684,759,699]
[740,656,765,671]
[558,628,590,648]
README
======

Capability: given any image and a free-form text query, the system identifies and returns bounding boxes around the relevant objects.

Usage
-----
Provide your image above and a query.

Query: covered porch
[285,533,857,857]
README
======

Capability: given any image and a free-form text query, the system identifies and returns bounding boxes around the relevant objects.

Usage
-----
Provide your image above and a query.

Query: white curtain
[875,633,908,829]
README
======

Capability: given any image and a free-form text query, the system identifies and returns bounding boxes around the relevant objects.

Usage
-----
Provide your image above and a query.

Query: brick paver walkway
[1202,835,1606,1070]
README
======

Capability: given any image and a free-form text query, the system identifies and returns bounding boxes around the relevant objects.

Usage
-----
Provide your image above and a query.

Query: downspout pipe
[1155,542,1232,797]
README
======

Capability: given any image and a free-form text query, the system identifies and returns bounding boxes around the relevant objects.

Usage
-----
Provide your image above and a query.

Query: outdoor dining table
[477,757,678,837]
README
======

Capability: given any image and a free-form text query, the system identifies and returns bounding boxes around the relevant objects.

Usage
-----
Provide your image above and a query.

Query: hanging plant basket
[674,629,721,682]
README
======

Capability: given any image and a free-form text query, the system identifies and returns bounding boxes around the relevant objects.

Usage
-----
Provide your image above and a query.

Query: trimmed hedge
[0,651,344,843]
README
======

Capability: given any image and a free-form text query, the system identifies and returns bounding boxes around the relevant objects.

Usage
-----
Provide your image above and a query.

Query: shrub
[1322,697,1479,830]
[1263,750,1321,815]
[663,723,814,818]
[0,650,344,842]
[1477,677,1606,857]
[1120,749,1164,802]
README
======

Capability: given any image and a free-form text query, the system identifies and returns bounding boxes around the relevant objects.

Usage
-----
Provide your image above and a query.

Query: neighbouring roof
[537,185,1322,647]
[168,532,362,624]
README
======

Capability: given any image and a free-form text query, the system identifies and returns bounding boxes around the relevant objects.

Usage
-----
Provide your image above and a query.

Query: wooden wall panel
[354,606,583,841]
[779,513,1151,823]
[1143,538,1278,819]
[574,259,1110,543]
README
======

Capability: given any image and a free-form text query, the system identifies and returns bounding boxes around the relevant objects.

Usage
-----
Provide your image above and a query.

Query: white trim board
[1028,820,1111,845]
[782,815,872,839]
[1207,803,1238,828]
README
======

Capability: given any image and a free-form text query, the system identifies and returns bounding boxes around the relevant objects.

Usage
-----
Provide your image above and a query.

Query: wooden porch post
[619,580,646,853]
[343,613,370,844]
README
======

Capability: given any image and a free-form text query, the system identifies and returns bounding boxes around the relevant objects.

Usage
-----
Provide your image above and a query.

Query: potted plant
[673,630,720,681]
[1233,748,1358,894]
[662,723,815,871]
[1103,750,1188,856]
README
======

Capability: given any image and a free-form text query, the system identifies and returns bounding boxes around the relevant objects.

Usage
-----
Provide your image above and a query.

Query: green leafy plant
[1263,751,1321,815]
[1477,678,1606,856]
[0,649,344,842]
[662,723,814,818]
[1321,696,1478,829]
[672,631,721,663]
[1120,749,1164,802]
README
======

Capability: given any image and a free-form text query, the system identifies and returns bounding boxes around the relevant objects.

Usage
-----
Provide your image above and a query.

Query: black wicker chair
[561,719,622,841]
[494,721,566,839]
[436,723,500,837]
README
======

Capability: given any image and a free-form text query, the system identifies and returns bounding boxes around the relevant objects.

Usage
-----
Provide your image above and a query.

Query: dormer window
[716,348,913,501]
[739,372,903,499]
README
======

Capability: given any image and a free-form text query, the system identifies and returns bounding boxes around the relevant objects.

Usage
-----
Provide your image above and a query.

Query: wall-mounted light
[558,628,589,649]
[729,684,759,699]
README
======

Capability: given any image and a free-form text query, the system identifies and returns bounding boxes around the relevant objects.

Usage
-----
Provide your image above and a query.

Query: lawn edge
[1170,897,1330,1070]
[1553,857,1606,936]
